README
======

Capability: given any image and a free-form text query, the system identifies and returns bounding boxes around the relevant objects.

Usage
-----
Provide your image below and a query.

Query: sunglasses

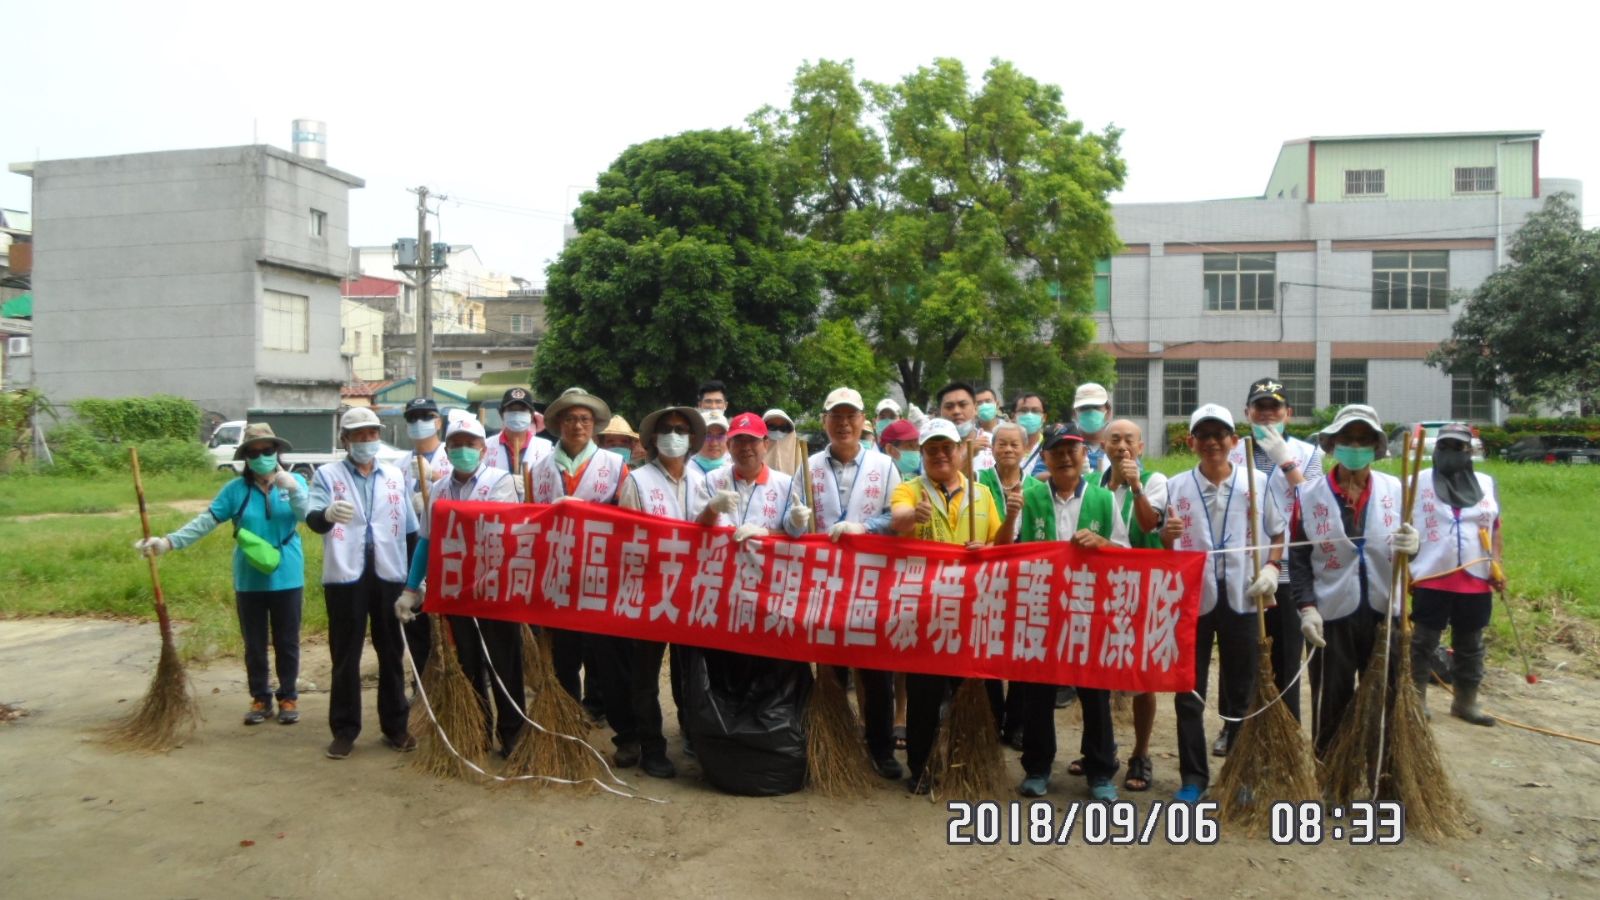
[655,425,692,436]
[242,447,277,460]
[767,425,794,435]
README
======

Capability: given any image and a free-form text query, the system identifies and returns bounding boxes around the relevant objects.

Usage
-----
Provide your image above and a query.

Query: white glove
[1299,606,1327,648]
[326,500,356,524]
[829,521,866,542]
[1256,426,1294,468]
[272,470,299,493]
[409,491,425,518]
[786,503,813,533]
[1247,562,1280,601]
[1393,523,1420,556]
[732,524,769,543]
[708,490,740,516]
[554,494,581,503]
[133,536,171,558]
[906,403,929,428]
[395,589,421,623]
[513,478,526,502]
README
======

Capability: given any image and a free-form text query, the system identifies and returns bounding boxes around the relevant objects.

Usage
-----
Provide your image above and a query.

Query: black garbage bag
[680,647,812,796]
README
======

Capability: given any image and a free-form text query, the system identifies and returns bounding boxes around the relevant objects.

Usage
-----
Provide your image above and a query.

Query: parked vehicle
[210,408,409,476]
[207,420,246,468]
[1386,421,1486,461]
[1500,434,1600,464]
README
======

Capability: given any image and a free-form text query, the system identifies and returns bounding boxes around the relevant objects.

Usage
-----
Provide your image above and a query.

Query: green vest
[978,466,1050,523]
[1018,477,1116,543]
[1111,470,1165,550]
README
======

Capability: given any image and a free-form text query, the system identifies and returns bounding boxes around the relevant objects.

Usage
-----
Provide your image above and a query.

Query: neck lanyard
[827,451,865,520]
[1192,467,1235,584]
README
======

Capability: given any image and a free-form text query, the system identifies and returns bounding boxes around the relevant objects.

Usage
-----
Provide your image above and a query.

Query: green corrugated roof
[1,293,30,318]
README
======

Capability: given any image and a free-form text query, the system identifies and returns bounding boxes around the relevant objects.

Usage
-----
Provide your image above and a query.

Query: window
[1345,169,1385,196]
[353,330,362,353]
[1093,259,1111,312]
[1330,359,1367,406]
[437,361,463,378]
[1163,360,1199,417]
[370,335,379,356]
[475,362,484,370]
[1278,359,1315,413]
[1112,358,1148,417]
[1451,375,1493,421]
[509,314,536,334]
[1372,250,1449,311]
[310,209,327,237]
[1204,253,1275,312]
[263,290,309,353]
[1454,167,1496,193]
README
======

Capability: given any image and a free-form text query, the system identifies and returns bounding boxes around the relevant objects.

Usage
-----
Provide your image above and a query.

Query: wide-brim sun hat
[639,406,708,457]
[1318,404,1388,459]
[543,386,612,430]
[233,422,293,460]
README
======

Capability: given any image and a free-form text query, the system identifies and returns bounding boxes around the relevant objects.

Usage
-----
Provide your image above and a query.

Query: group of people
[134,375,1504,802]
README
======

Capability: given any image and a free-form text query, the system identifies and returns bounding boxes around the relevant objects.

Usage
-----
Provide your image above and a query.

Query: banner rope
[1189,647,1318,724]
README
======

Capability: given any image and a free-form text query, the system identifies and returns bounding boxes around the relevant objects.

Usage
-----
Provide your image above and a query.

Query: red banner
[425,500,1206,692]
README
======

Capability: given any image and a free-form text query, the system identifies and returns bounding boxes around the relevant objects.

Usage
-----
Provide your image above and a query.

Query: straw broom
[1214,438,1319,833]
[101,447,202,752]
[503,625,603,789]
[1380,428,1469,839]
[798,439,878,796]
[927,439,1006,798]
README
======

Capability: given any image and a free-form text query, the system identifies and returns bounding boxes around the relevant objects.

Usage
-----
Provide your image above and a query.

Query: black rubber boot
[1450,628,1496,727]
[1410,625,1443,718]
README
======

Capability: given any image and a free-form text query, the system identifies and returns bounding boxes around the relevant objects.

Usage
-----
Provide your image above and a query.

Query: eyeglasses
[242,447,276,460]
[563,416,595,427]
[655,425,692,436]
[923,442,957,457]
[704,433,727,443]
[1192,429,1233,443]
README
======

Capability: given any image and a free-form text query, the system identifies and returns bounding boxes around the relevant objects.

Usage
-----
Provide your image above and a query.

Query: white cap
[919,417,961,446]
[703,410,729,431]
[445,416,487,440]
[340,407,381,432]
[875,398,901,415]
[762,408,793,426]
[823,387,865,412]
[1073,383,1110,409]
[1188,403,1236,433]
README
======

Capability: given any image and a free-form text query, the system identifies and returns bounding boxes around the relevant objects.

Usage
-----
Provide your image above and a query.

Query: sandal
[1123,755,1152,792]
[1067,757,1085,777]
[894,725,907,751]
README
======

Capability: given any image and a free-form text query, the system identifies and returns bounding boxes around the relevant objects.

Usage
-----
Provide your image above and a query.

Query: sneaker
[641,752,677,779]
[276,699,299,725]
[244,700,271,726]
[1088,777,1118,803]
[873,756,905,780]
[1211,733,1230,758]
[1019,774,1050,798]
[1173,782,1205,804]
[613,742,641,768]
[325,736,355,759]
[382,732,418,753]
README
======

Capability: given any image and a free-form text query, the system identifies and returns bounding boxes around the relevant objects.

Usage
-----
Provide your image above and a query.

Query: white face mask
[956,419,976,438]
[348,440,381,465]
[656,433,691,459]
[502,411,533,433]
[406,419,437,440]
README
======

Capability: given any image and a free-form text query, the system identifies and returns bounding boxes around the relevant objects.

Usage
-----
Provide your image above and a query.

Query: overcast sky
[5,0,1595,286]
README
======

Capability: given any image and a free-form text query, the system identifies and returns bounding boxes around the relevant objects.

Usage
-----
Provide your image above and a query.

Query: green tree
[1429,193,1600,415]
[753,58,1126,407]
[535,129,819,416]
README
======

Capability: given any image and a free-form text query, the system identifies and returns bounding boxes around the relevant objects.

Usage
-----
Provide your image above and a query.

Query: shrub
[69,395,203,442]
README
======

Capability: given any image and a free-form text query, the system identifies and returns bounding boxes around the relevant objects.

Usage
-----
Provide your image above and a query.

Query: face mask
[894,451,921,477]
[977,402,998,423]
[1333,445,1375,471]
[447,446,481,474]
[1251,422,1287,441]
[407,419,437,440]
[248,454,278,475]
[875,418,894,438]
[605,446,631,462]
[1017,412,1044,435]
[1434,448,1473,475]
[693,453,727,472]
[956,419,976,438]
[656,433,690,459]
[502,411,533,432]
[1077,409,1106,434]
[348,441,381,465]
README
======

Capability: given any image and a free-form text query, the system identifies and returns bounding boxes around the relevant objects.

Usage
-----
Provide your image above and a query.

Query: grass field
[0,460,1594,663]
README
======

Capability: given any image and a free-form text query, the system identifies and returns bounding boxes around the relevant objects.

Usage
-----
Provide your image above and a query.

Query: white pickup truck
[207,417,406,477]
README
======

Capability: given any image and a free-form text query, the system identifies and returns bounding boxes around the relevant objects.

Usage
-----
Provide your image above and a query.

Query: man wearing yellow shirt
[890,418,1021,792]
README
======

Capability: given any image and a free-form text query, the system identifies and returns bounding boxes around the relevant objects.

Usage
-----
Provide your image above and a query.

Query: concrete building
[10,145,363,418]
[1084,130,1580,450]
[340,298,385,381]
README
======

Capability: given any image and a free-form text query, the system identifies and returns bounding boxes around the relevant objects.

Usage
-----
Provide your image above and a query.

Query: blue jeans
[236,588,303,702]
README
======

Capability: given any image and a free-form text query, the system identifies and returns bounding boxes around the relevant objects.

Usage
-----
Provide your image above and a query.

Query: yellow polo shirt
[891,474,1002,545]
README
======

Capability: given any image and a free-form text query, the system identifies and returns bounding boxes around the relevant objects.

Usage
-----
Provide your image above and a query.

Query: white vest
[627,461,709,522]
[1166,466,1271,615]
[807,446,899,529]
[314,460,410,585]
[1229,435,1320,556]
[529,445,622,505]
[423,465,516,538]
[706,465,795,530]
[404,444,450,498]
[484,431,554,475]
[1410,470,1499,583]
[1295,472,1402,620]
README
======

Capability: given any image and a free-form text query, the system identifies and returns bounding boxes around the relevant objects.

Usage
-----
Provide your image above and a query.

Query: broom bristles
[502,626,604,790]
[929,679,1006,799]
[1385,650,1470,840]
[1319,631,1393,806]
[805,667,877,796]
[413,617,490,781]
[408,615,447,735]
[101,633,201,753]
[1214,639,1320,834]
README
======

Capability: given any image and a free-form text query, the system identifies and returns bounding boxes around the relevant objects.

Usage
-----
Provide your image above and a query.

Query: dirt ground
[2,618,1597,899]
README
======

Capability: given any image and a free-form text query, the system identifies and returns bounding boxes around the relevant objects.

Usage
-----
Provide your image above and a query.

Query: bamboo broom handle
[965,439,977,544]
[1244,437,1266,641]
[130,448,175,644]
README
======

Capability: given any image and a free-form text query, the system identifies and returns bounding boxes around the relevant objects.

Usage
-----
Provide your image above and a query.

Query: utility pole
[396,186,447,398]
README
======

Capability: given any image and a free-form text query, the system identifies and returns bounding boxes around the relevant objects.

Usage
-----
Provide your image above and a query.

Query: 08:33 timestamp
[1272,802,1404,845]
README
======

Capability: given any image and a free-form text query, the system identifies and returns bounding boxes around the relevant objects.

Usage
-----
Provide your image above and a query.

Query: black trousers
[401,533,430,679]
[1020,683,1117,781]
[590,634,639,749]
[447,616,526,753]
[1264,582,1304,722]
[323,571,409,741]
[630,639,688,757]
[1174,602,1258,788]
[548,627,586,704]
[1001,681,1028,740]
[235,588,302,703]
[905,674,1005,782]
[830,667,898,762]
[1309,607,1400,757]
